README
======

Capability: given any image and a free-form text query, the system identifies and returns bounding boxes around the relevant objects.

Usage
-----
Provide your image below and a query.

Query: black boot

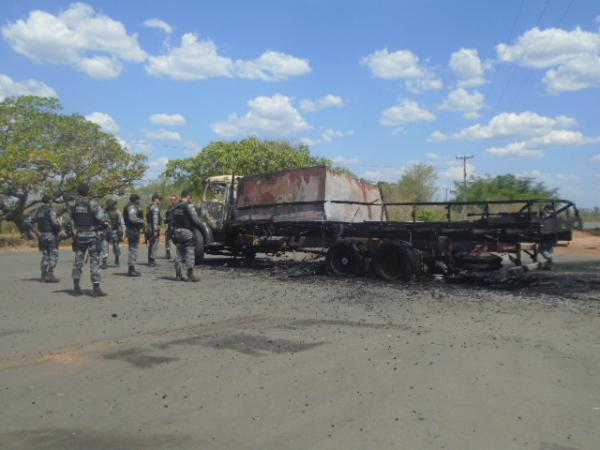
[148,258,157,267]
[45,270,59,283]
[114,255,120,267]
[128,266,141,277]
[101,257,108,269]
[41,269,47,282]
[73,279,82,296]
[92,283,107,297]
[175,267,184,281]
[186,268,199,282]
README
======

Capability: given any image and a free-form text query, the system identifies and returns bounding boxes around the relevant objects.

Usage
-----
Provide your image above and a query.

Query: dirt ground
[0,249,599,450]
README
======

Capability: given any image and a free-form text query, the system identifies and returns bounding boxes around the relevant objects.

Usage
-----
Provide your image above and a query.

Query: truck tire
[373,240,419,282]
[193,229,205,265]
[325,240,363,277]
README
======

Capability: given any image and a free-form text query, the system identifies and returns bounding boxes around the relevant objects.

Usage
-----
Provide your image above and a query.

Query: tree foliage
[453,174,558,201]
[0,96,147,230]
[378,163,438,202]
[165,137,332,194]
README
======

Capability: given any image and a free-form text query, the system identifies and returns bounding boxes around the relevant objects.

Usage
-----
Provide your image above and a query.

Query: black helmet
[78,183,90,196]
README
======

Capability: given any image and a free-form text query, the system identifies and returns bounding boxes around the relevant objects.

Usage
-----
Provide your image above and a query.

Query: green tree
[378,163,438,202]
[165,137,333,193]
[453,174,558,201]
[0,96,147,231]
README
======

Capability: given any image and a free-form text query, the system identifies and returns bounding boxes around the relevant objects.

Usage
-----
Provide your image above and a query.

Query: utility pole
[456,154,474,195]
[456,155,474,219]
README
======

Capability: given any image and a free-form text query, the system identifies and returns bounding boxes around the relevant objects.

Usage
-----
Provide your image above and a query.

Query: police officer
[26,195,62,283]
[63,183,108,297]
[123,194,145,277]
[172,190,203,282]
[146,193,163,267]
[164,195,178,259]
[102,198,124,268]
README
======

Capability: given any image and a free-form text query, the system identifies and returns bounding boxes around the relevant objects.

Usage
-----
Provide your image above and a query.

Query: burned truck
[191,166,581,281]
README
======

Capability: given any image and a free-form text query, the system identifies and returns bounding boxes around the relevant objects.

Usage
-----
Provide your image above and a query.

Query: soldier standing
[102,198,124,267]
[146,193,163,267]
[123,194,145,277]
[25,195,62,283]
[164,195,178,259]
[63,184,108,297]
[172,190,203,282]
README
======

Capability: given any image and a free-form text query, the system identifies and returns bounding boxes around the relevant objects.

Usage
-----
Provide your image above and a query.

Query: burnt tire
[373,240,419,282]
[193,229,205,265]
[325,240,363,277]
[454,253,502,271]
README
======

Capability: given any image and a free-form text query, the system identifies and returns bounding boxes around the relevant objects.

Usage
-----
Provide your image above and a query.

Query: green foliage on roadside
[453,174,557,201]
[164,137,333,194]
[378,163,438,203]
[0,96,147,230]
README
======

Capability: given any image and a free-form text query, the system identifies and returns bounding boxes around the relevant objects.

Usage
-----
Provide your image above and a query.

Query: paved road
[1,250,599,450]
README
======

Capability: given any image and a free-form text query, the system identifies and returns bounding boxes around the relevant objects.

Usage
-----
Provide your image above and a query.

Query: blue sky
[1,0,600,206]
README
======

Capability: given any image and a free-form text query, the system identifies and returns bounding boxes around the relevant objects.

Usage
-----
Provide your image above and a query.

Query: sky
[1,0,600,206]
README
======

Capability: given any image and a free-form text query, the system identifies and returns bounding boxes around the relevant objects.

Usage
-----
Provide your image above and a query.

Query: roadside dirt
[0,250,599,450]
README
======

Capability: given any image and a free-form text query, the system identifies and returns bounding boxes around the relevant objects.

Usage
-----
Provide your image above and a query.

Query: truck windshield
[205,182,228,202]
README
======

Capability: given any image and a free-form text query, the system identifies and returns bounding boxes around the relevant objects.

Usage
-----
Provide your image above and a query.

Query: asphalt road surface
[1,250,599,450]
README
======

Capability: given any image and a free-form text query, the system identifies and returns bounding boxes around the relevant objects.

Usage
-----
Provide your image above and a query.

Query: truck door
[201,181,229,231]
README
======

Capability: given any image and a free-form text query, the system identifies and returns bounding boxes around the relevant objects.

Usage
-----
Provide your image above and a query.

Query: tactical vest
[107,210,120,230]
[123,203,140,228]
[34,206,53,232]
[147,204,162,226]
[173,203,193,229]
[72,198,94,229]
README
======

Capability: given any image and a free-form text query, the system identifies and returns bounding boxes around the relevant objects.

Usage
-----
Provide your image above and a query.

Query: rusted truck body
[193,166,581,281]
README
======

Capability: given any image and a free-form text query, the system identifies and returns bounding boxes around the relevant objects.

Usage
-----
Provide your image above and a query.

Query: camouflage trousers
[165,229,173,257]
[174,228,195,271]
[148,232,160,261]
[72,233,102,283]
[102,230,121,259]
[39,233,59,274]
[127,229,140,267]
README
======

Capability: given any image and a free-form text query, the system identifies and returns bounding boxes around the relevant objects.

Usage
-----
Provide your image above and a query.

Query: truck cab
[199,175,240,232]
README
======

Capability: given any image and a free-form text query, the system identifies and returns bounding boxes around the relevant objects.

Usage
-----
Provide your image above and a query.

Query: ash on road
[0,250,599,450]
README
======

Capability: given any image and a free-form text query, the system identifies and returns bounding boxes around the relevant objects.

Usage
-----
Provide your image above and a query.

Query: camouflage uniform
[164,203,177,259]
[26,203,62,282]
[63,197,107,287]
[102,203,124,266]
[172,201,204,281]
[124,201,145,275]
[146,202,162,265]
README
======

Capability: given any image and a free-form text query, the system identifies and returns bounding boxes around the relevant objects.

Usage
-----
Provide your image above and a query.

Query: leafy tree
[0,96,147,231]
[378,163,438,202]
[453,174,557,202]
[165,137,332,194]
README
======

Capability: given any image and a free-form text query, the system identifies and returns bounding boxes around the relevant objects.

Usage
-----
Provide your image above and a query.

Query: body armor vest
[72,198,94,229]
[123,204,140,228]
[35,206,53,232]
[108,210,120,230]
[173,203,193,229]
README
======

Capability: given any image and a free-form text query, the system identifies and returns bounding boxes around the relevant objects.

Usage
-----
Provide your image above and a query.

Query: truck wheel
[373,240,418,282]
[326,240,363,277]
[193,229,205,265]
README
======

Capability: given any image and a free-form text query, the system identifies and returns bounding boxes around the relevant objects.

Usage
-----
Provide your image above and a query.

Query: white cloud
[593,154,600,162]
[430,111,576,141]
[0,73,58,100]
[299,95,345,112]
[321,128,354,142]
[149,113,186,126]
[440,163,476,179]
[440,88,485,119]
[211,94,311,137]
[234,51,311,81]
[380,100,436,126]
[496,26,600,93]
[485,130,600,158]
[426,152,442,160]
[146,33,310,81]
[332,155,362,166]
[449,48,487,88]
[144,128,181,141]
[2,3,147,79]
[142,18,173,34]
[145,156,169,180]
[361,48,443,93]
[85,112,119,133]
